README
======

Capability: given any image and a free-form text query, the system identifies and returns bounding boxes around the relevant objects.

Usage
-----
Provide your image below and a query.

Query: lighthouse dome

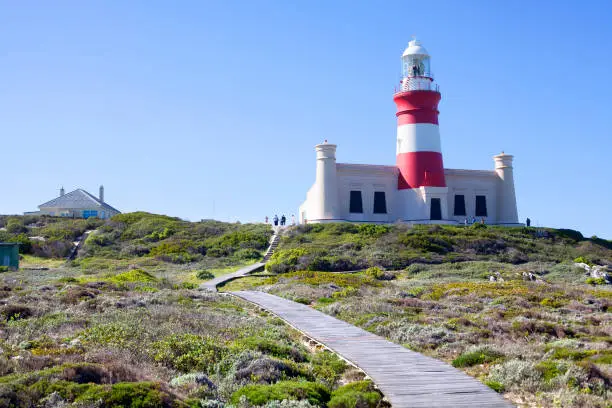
[402,39,429,57]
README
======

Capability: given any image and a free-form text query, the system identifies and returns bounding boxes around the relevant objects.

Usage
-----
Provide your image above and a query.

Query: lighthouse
[299,38,520,226]
[394,39,448,220]
[394,39,444,189]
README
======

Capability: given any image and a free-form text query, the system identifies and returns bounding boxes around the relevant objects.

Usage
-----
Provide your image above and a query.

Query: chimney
[60,187,65,197]
[99,185,104,203]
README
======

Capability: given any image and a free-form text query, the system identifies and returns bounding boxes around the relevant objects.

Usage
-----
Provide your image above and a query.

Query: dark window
[453,195,466,216]
[349,191,363,213]
[373,192,387,214]
[475,195,488,217]
[430,198,442,220]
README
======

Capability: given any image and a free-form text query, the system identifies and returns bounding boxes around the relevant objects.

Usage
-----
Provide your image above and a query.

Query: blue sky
[1,0,611,238]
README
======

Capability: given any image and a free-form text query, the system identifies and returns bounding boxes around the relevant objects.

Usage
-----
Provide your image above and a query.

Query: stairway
[262,232,280,262]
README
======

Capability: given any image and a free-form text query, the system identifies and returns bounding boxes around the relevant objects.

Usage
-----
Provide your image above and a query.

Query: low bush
[365,267,396,281]
[484,380,504,393]
[231,381,330,406]
[75,381,171,407]
[196,270,215,280]
[452,346,504,368]
[327,381,381,408]
[586,277,606,285]
[110,269,158,284]
[310,352,347,386]
[488,360,541,391]
[1,304,33,321]
[151,334,228,373]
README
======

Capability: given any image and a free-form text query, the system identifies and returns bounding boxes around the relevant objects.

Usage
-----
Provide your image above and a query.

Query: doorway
[430,198,442,220]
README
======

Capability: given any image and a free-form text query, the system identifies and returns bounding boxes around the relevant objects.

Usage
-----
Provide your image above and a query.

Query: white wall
[300,164,517,225]
[336,164,398,223]
[444,169,498,223]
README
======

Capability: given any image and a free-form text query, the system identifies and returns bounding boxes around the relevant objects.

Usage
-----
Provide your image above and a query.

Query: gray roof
[39,189,120,213]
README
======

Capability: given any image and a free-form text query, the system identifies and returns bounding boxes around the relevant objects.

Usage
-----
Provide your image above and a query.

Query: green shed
[0,243,19,270]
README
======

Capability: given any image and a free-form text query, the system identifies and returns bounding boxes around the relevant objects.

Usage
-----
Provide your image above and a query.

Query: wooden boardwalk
[232,290,514,408]
[200,262,264,292]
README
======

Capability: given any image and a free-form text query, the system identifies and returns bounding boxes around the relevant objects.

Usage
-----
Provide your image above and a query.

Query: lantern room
[402,38,431,78]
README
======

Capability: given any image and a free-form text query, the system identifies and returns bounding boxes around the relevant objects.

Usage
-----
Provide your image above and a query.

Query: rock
[43,391,68,408]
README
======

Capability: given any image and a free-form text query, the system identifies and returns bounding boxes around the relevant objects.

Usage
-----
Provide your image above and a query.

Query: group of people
[464,217,486,225]
[265,214,295,227]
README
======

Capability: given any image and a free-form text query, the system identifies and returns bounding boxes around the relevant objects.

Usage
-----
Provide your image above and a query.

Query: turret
[312,142,339,221]
[494,153,519,224]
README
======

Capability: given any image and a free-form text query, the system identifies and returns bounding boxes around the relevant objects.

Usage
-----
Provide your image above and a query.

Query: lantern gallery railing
[395,77,440,93]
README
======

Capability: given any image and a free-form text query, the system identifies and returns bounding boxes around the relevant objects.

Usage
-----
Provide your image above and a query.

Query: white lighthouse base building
[299,39,520,226]
[298,146,520,225]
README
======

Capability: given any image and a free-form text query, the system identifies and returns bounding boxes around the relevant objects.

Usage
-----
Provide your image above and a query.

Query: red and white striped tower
[394,39,445,190]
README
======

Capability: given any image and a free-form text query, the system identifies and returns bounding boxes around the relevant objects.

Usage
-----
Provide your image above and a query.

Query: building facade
[299,39,519,225]
[26,186,121,220]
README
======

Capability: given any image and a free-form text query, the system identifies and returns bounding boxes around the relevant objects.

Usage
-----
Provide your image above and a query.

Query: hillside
[0,216,610,407]
[224,224,612,408]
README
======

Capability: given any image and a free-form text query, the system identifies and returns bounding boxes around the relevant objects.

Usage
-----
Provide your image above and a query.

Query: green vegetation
[231,381,331,406]
[266,223,611,273]
[327,381,381,408]
[2,216,610,407]
[232,223,612,407]
[0,216,384,407]
[452,346,504,368]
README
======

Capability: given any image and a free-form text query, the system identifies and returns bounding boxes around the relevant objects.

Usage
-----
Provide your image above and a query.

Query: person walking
[526,217,531,227]
[281,215,286,226]
[291,214,296,225]
[273,215,279,226]
[265,216,269,224]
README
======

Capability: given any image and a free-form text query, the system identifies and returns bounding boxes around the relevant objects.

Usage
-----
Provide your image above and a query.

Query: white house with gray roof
[26,186,120,219]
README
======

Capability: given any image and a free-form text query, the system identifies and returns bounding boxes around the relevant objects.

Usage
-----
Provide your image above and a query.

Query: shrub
[400,234,453,254]
[1,304,33,321]
[452,346,504,368]
[231,381,330,406]
[0,266,9,273]
[484,380,504,393]
[233,355,304,384]
[585,277,606,285]
[75,381,170,407]
[573,256,591,265]
[110,269,158,284]
[238,337,307,362]
[488,359,541,391]
[233,248,262,260]
[555,229,584,242]
[365,267,396,281]
[328,381,381,408]
[151,334,228,373]
[377,320,454,350]
[196,270,215,280]
[311,352,347,386]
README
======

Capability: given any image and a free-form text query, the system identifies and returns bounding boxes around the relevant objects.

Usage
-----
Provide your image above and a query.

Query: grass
[19,255,66,269]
